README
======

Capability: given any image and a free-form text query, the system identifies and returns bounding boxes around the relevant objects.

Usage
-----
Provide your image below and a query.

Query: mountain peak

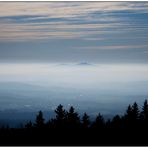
[77,62,92,66]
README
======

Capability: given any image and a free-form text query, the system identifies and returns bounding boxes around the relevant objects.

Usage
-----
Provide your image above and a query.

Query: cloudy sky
[0,2,148,63]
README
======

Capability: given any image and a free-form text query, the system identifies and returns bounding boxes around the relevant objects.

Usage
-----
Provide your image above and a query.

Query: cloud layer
[0,2,148,63]
[0,2,148,41]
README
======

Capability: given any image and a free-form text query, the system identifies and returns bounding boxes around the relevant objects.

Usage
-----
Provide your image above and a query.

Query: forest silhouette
[0,100,148,146]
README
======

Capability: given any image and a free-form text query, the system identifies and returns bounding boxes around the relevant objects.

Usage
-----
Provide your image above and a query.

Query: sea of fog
[0,63,148,127]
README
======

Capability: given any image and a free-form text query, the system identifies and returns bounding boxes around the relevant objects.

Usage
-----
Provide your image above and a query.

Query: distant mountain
[77,62,92,66]
[57,62,93,67]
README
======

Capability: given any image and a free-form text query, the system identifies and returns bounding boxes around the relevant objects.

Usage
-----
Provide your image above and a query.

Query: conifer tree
[112,115,121,128]
[54,104,66,127]
[92,113,104,129]
[132,102,139,121]
[66,106,80,128]
[35,111,45,128]
[82,113,90,128]
[140,100,148,127]
[142,100,148,120]
[124,104,133,127]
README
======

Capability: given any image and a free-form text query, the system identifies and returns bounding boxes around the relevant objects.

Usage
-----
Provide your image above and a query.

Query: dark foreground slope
[0,127,147,146]
[0,100,148,146]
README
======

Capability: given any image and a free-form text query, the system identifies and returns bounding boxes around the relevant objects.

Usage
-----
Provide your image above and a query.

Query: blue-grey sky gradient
[0,2,148,63]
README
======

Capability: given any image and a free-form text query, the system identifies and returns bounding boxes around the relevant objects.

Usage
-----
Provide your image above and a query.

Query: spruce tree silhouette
[124,102,140,128]
[124,104,133,127]
[35,110,45,128]
[82,113,90,128]
[142,100,148,120]
[112,115,121,129]
[140,100,148,127]
[126,105,133,118]
[54,104,66,128]
[92,113,104,129]
[66,106,80,129]
[131,102,140,128]
[132,102,139,120]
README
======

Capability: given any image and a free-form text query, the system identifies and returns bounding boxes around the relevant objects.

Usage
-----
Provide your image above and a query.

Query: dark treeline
[0,100,148,146]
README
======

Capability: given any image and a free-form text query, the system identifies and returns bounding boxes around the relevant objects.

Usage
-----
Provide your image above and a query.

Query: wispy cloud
[0,2,148,42]
[75,45,148,51]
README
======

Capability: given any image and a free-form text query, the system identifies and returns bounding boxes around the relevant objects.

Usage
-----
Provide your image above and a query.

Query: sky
[0,2,148,63]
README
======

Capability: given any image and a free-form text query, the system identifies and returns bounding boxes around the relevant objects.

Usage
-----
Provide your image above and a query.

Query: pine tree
[54,104,66,128]
[66,106,80,128]
[82,113,90,128]
[124,102,140,128]
[35,110,45,128]
[132,102,139,121]
[140,100,148,127]
[92,113,104,129]
[112,115,121,128]
[126,105,133,118]
[142,100,148,120]
[124,104,133,127]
